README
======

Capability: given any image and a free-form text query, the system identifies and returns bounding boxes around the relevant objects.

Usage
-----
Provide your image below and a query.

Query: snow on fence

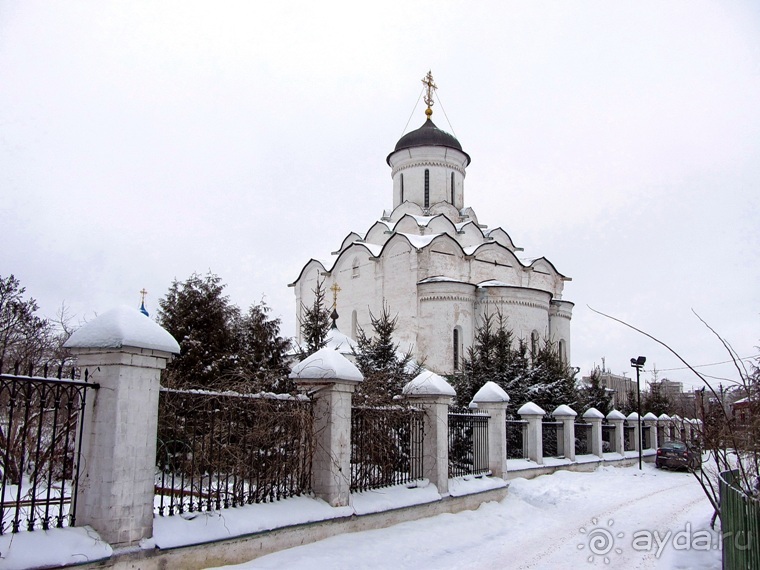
[350,405,424,492]
[155,388,313,516]
[448,408,489,478]
[0,365,97,534]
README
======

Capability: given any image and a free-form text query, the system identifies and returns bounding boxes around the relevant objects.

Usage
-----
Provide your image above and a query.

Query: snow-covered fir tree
[158,272,290,391]
[576,366,613,416]
[298,279,331,358]
[453,311,578,414]
[352,304,420,404]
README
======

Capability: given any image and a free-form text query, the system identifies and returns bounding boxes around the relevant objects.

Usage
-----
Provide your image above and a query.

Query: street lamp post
[630,356,646,470]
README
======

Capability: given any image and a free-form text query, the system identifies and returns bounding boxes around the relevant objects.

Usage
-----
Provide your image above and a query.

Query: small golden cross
[139,288,148,304]
[422,70,437,117]
[329,282,341,310]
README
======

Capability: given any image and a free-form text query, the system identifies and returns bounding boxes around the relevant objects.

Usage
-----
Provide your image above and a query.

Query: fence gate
[0,366,98,534]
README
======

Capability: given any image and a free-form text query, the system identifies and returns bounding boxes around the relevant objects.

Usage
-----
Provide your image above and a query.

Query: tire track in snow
[508,473,702,569]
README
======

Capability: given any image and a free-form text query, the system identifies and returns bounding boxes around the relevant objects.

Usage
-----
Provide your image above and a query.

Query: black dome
[387,118,470,165]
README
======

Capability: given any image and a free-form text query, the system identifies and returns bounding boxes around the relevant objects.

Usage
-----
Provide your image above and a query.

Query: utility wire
[401,87,425,137]
[435,91,457,138]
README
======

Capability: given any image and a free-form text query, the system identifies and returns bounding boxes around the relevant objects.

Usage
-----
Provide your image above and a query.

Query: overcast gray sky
[2,1,758,391]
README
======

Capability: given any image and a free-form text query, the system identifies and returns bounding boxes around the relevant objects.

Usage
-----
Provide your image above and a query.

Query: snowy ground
[210,463,721,570]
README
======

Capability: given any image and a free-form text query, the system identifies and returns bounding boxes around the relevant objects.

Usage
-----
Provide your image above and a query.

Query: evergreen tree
[0,274,51,372]
[454,312,579,414]
[236,300,293,392]
[158,272,241,388]
[353,304,419,404]
[577,366,613,416]
[524,338,578,414]
[298,279,331,357]
[643,383,672,416]
[620,387,638,416]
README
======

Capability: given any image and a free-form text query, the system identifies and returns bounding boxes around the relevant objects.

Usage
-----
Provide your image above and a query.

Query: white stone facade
[291,111,573,375]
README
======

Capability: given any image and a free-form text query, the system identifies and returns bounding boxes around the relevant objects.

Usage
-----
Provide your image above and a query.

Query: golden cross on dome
[139,288,148,304]
[421,70,437,118]
[329,282,341,310]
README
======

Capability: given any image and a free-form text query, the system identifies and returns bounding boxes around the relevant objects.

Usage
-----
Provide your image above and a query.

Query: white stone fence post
[290,348,363,507]
[643,412,659,449]
[553,405,577,461]
[518,402,546,465]
[626,412,641,452]
[606,409,626,454]
[582,407,605,458]
[403,371,455,495]
[470,382,510,478]
[64,306,180,547]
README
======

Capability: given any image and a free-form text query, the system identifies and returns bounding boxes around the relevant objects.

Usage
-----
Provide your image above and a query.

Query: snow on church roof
[397,233,441,250]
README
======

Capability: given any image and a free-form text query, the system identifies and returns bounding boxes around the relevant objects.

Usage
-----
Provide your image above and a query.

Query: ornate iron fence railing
[351,406,424,492]
[575,421,592,455]
[448,409,489,478]
[0,364,97,534]
[624,424,635,451]
[506,419,527,459]
[602,423,615,453]
[155,388,313,516]
[542,420,562,458]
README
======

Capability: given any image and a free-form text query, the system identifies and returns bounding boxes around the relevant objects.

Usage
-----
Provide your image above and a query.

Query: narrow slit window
[400,173,404,203]
[424,169,430,208]
[453,328,460,371]
[450,172,455,203]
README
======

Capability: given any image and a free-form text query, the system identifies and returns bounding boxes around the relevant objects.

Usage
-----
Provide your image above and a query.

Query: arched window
[400,173,404,203]
[453,328,460,371]
[450,172,455,204]
[424,169,430,208]
[531,331,539,359]
[558,340,566,364]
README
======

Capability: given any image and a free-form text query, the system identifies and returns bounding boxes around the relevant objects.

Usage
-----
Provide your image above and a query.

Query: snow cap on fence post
[471,381,510,404]
[403,370,454,494]
[63,306,179,548]
[552,404,577,418]
[290,347,362,508]
[471,382,510,478]
[289,347,363,383]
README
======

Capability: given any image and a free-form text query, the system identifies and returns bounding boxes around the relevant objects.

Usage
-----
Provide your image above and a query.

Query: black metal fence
[448,409,489,478]
[0,365,97,534]
[155,388,313,516]
[575,422,592,455]
[542,421,561,457]
[351,406,424,492]
[602,423,615,453]
[506,420,527,459]
[642,425,652,449]
[624,424,635,451]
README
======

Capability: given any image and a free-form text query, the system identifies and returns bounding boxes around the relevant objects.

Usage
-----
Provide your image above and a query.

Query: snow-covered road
[211,463,721,570]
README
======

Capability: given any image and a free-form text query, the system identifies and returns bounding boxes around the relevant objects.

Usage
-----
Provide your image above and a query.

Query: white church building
[290,74,573,375]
